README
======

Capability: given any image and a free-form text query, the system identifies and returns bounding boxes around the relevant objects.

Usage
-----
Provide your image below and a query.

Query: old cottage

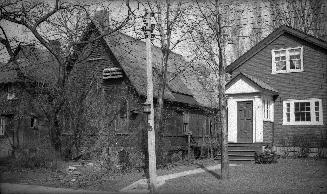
[0,45,59,158]
[68,17,218,166]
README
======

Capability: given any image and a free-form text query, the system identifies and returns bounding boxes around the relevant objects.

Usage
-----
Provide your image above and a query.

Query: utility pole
[142,10,157,193]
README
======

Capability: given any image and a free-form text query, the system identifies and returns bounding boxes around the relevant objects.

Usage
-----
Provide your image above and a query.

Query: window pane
[295,112,301,121]
[286,103,290,122]
[305,112,311,121]
[289,48,302,70]
[286,113,290,122]
[295,102,299,112]
[315,102,319,111]
[294,102,311,121]
[316,112,319,122]
[315,101,320,121]
[276,61,286,71]
[275,50,286,72]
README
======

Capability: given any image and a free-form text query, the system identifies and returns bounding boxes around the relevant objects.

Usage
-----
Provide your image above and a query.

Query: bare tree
[189,0,233,179]
[269,0,327,39]
[0,0,136,153]
[139,0,195,164]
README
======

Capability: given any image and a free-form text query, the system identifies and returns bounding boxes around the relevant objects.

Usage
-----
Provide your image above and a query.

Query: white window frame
[272,46,303,74]
[283,98,323,125]
[262,96,274,122]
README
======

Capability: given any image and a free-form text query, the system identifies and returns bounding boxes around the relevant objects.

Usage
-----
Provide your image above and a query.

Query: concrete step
[216,154,254,160]
[214,157,255,164]
[228,150,256,155]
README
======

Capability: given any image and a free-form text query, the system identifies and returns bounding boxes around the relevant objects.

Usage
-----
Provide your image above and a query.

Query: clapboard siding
[231,34,327,147]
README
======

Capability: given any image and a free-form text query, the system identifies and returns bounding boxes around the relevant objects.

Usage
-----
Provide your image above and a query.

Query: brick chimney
[93,8,110,30]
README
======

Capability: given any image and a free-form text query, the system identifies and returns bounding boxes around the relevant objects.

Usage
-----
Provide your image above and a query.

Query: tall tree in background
[0,0,136,153]
[190,0,234,179]
[142,0,194,164]
[269,0,327,39]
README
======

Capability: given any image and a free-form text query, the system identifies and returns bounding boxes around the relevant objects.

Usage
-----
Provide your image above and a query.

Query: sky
[1,0,327,64]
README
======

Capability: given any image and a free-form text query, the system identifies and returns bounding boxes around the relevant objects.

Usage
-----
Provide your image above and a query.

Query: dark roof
[226,25,327,74]
[0,45,59,85]
[91,20,215,108]
[226,72,278,94]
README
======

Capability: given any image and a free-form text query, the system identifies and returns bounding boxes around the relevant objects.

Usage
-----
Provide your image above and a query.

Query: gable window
[262,97,274,121]
[272,47,303,74]
[0,117,6,136]
[283,99,323,125]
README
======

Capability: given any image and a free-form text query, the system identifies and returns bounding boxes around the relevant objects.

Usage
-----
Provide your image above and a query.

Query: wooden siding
[231,34,327,147]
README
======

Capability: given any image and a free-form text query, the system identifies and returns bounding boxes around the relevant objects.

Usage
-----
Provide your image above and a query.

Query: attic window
[272,47,303,74]
[103,67,123,79]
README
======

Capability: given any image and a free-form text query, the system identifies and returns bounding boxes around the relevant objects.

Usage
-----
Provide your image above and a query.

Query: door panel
[237,101,253,143]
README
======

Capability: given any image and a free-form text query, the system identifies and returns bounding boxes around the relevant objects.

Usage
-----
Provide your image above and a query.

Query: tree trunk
[156,49,170,166]
[50,117,62,153]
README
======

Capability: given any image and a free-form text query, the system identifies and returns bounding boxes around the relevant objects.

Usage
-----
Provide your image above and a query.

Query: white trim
[262,96,274,122]
[283,98,323,125]
[271,46,303,74]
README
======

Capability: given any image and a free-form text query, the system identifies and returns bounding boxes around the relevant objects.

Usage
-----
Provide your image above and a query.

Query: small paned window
[283,99,323,125]
[272,47,303,74]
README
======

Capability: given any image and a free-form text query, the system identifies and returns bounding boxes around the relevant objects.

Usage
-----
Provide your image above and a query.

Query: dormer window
[272,47,303,74]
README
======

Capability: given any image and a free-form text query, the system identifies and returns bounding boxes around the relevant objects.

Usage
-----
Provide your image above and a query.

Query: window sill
[283,122,323,126]
[263,119,274,122]
[272,70,303,74]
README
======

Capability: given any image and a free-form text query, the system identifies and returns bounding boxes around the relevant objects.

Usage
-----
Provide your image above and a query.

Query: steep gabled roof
[89,20,215,108]
[226,72,278,94]
[0,45,59,85]
[226,25,327,74]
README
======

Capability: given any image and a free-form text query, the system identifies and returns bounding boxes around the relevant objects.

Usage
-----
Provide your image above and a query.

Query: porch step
[214,143,270,163]
[228,150,256,155]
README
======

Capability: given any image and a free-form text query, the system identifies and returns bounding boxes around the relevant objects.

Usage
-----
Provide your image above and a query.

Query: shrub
[11,148,60,170]
[255,145,279,164]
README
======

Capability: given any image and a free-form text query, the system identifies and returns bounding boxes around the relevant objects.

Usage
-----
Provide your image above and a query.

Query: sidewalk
[0,183,114,194]
[120,163,240,193]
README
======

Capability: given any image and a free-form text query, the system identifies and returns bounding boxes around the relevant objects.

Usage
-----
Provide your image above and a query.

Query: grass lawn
[1,158,326,193]
[158,158,327,194]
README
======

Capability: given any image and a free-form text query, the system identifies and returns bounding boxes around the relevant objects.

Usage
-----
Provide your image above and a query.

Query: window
[7,87,16,100]
[283,99,323,125]
[119,98,128,118]
[31,117,38,129]
[272,47,303,74]
[183,112,190,134]
[0,117,6,136]
[263,97,274,121]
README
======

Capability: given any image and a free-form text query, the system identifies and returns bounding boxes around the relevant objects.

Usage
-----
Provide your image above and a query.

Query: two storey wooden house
[226,26,327,154]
